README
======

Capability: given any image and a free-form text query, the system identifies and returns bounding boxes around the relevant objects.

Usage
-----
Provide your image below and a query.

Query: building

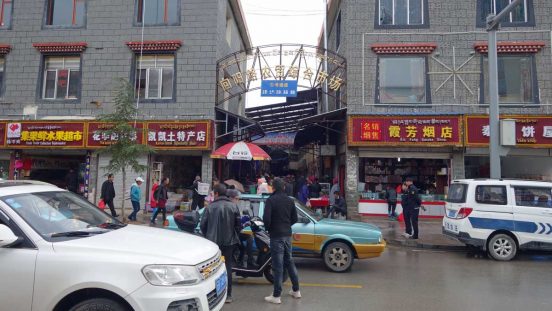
[0,0,251,209]
[324,0,552,218]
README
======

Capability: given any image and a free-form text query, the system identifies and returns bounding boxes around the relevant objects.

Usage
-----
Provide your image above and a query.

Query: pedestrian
[100,174,118,217]
[298,179,310,204]
[401,177,422,239]
[385,185,398,219]
[200,183,241,304]
[327,191,347,219]
[191,175,205,211]
[129,177,144,222]
[263,178,301,304]
[329,177,340,206]
[65,168,79,194]
[150,178,159,211]
[151,177,169,225]
[309,177,322,198]
[227,189,256,268]
[257,178,269,194]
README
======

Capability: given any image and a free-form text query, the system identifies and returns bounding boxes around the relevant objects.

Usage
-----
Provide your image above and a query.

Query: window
[475,185,507,205]
[447,183,468,203]
[482,55,537,105]
[0,0,12,28]
[377,56,428,104]
[136,0,179,26]
[335,11,341,50]
[377,0,428,28]
[42,56,80,100]
[477,0,534,27]
[514,187,552,208]
[0,57,4,96]
[135,55,174,100]
[45,0,86,27]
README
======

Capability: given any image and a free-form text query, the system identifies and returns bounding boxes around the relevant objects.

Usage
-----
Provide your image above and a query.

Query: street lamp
[486,0,522,179]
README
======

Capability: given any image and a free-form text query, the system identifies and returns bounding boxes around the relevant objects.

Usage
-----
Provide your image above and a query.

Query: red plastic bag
[98,199,106,209]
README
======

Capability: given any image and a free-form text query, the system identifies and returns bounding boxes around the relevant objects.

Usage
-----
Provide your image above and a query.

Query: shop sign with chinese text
[261,80,298,97]
[5,122,85,148]
[86,122,145,148]
[465,115,552,148]
[146,121,211,150]
[348,116,463,147]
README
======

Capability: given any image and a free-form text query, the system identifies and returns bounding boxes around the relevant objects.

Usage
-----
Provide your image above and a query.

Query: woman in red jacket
[150,179,159,211]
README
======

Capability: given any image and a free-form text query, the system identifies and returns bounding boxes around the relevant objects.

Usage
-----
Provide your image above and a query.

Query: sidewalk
[360,215,466,250]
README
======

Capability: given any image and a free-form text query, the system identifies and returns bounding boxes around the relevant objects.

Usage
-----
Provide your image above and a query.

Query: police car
[443,179,552,261]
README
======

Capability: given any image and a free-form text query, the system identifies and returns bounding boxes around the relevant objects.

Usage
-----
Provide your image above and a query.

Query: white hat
[135,177,144,182]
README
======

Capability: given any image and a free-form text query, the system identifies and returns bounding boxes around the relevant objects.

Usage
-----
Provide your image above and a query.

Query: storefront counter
[358,198,446,218]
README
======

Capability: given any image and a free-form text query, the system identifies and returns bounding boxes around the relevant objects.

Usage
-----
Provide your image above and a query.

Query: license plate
[444,219,459,234]
[215,271,227,296]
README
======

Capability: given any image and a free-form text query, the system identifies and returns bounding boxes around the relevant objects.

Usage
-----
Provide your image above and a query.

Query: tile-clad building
[0,0,251,209]
[324,0,552,218]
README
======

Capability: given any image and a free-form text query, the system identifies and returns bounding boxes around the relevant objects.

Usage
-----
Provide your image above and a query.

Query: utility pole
[323,0,329,113]
[486,0,522,179]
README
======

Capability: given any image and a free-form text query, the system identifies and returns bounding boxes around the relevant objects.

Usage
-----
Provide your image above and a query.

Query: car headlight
[142,265,202,286]
[378,234,383,243]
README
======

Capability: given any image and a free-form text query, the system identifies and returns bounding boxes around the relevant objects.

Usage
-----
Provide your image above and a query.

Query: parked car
[443,179,552,261]
[0,180,227,311]
[166,194,386,272]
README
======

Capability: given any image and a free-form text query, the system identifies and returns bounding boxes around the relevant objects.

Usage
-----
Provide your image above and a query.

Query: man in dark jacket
[100,174,117,217]
[151,177,169,225]
[263,178,301,304]
[401,177,421,239]
[200,183,240,303]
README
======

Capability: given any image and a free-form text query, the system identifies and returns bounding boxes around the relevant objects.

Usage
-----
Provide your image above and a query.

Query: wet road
[223,246,552,311]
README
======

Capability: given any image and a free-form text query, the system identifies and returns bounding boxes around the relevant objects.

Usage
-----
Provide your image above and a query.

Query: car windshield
[1,191,124,241]
[292,198,323,221]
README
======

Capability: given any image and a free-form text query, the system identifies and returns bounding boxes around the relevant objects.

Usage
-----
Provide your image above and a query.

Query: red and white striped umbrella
[210,141,271,161]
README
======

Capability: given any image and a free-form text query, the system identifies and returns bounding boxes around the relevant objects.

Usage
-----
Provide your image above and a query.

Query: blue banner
[261,80,298,97]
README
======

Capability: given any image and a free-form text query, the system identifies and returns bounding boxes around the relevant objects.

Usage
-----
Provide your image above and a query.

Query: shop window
[377,56,428,105]
[475,185,507,205]
[0,0,13,28]
[514,187,552,208]
[45,0,86,27]
[476,0,535,28]
[0,56,4,97]
[481,55,538,105]
[134,55,175,100]
[376,0,428,28]
[136,0,179,26]
[42,56,81,100]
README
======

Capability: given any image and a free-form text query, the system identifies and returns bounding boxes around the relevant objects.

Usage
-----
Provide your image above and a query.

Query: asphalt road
[223,246,552,311]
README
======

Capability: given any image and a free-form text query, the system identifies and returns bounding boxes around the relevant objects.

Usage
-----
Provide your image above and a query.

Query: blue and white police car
[443,179,552,261]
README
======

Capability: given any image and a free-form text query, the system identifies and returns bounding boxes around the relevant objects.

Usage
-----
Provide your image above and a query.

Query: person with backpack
[385,185,398,219]
[150,177,169,225]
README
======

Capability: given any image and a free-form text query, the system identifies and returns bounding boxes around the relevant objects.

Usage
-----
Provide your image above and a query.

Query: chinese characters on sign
[350,116,462,146]
[5,122,85,148]
[465,116,552,147]
[86,122,144,148]
[261,80,298,97]
[146,122,211,149]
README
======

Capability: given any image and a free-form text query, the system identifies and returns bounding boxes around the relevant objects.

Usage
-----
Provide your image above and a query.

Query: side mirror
[0,224,20,248]
[298,217,310,224]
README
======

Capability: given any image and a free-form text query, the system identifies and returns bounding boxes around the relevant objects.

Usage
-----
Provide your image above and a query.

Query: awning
[215,107,264,142]
[297,107,347,130]
[294,108,347,148]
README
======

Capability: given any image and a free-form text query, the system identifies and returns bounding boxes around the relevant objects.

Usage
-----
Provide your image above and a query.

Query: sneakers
[264,295,282,304]
[289,290,302,299]
[401,232,412,238]
[225,296,233,303]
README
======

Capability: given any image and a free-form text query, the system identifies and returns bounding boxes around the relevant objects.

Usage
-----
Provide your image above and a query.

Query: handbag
[98,199,106,209]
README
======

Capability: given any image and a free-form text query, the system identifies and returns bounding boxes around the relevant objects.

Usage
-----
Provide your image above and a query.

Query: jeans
[270,237,300,297]
[388,202,397,216]
[220,244,236,297]
[403,207,420,238]
[238,233,255,265]
[129,201,140,221]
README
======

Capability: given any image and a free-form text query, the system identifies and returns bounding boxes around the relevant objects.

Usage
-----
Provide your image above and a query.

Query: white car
[0,181,227,311]
[443,179,552,261]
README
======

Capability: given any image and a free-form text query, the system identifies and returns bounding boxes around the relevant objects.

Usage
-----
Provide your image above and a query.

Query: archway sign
[216,44,347,107]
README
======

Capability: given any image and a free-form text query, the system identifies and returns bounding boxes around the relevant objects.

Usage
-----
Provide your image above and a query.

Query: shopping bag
[98,199,106,209]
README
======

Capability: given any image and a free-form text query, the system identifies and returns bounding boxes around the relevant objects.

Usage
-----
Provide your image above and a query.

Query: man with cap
[401,177,422,239]
[129,177,144,222]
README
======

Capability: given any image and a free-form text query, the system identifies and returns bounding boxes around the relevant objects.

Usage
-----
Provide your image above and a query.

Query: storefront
[348,115,464,218]
[465,115,552,181]
[0,122,9,180]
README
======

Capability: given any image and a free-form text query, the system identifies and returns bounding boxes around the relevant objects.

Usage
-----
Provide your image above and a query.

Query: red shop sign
[0,122,6,147]
[348,116,463,147]
[5,122,85,148]
[86,122,145,148]
[465,115,552,148]
[146,121,212,150]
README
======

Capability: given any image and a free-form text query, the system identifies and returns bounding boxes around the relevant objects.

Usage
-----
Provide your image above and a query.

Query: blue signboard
[261,80,298,97]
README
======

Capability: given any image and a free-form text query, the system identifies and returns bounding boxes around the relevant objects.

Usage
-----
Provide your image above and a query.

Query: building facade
[325,0,552,218]
[0,0,251,209]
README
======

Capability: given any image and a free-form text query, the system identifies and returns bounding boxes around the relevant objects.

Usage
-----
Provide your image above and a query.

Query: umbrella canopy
[211,141,271,161]
[224,179,245,193]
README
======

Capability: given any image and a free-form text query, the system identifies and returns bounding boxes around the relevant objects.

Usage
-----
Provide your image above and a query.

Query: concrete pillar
[201,152,213,186]
[345,148,360,220]
[452,151,465,180]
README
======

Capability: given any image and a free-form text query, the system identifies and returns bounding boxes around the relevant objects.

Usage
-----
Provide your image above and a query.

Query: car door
[0,207,38,311]
[511,185,552,249]
[291,206,316,254]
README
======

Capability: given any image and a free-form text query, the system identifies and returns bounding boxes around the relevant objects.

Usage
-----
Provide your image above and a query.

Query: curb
[385,238,467,251]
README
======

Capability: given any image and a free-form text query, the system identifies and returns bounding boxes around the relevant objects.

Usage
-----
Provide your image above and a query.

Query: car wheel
[323,241,354,272]
[487,233,517,261]
[263,263,289,284]
[69,298,127,311]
